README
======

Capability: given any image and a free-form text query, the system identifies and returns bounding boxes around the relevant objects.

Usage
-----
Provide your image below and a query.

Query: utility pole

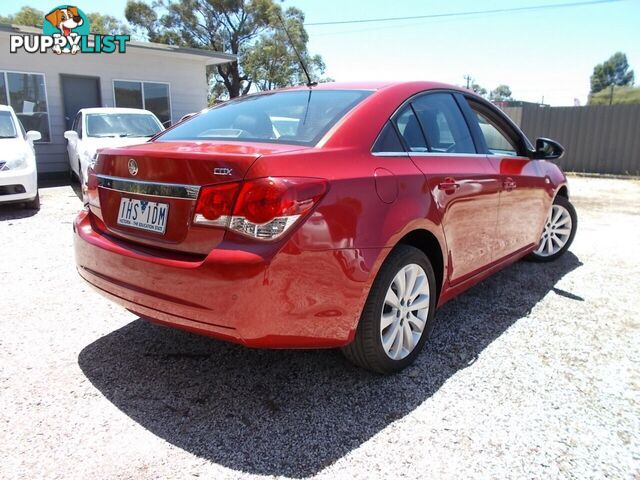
[463,74,472,90]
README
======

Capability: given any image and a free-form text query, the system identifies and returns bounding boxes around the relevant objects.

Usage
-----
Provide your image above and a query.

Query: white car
[0,105,42,210]
[64,108,164,193]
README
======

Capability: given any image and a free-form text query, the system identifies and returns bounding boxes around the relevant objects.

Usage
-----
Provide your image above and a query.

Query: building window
[113,80,171,126]
[0,71,50,142]
[113,80,142,109]
[0,74,7,105]
[143,82,170,126]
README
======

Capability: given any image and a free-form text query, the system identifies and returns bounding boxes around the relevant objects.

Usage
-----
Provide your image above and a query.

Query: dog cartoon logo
[43,5,90,54]
[9,4,129,55]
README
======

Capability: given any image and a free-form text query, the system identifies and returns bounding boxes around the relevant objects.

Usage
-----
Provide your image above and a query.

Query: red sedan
[74,81,577,373]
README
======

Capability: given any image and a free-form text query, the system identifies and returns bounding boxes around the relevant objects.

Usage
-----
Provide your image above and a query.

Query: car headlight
[3,153,28,170]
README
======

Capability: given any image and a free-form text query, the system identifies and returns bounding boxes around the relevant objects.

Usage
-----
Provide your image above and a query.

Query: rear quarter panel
[244,147,445,252]
[244,147,448,343]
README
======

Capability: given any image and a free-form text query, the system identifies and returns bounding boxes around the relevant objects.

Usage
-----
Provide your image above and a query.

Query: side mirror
[534,137,564,160]
[25,130,41,143]
[64,130,78,141]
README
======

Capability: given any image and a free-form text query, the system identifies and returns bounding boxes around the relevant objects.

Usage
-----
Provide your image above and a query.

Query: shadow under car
[78,252,582,477]
[0,202,39,220]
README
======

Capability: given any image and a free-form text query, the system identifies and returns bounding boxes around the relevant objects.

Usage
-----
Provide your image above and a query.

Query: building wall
[0,36,209,174]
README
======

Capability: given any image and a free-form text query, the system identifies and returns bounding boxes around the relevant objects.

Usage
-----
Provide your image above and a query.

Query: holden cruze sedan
[74,81,577,373]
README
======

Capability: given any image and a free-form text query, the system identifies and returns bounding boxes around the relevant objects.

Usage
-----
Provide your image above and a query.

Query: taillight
[193,177,327,240]
[193,182,241,226]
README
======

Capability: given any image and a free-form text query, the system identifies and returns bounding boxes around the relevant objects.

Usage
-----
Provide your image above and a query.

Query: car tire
[527,195,577,263]
[78,160,84,185]
[25,192,40,210]
[342,245,437,374]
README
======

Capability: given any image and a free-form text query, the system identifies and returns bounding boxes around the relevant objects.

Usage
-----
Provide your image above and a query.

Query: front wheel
[342,245,437,374]
[527,195,577,262]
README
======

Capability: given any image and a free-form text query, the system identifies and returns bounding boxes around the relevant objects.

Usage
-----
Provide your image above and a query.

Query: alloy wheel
[535,204,573,257]
[380,263,430,360]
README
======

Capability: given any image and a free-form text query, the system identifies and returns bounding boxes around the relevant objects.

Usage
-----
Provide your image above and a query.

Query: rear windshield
[0,111,17,139]
[86,113,162,138]
[157,90,372,146]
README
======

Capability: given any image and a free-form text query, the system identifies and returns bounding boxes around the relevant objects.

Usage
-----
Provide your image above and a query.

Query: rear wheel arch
[395,229,444,304]
[345,227,445,346]
[343,243,438,373]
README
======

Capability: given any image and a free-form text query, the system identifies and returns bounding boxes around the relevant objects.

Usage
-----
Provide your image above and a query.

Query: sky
[2,0,638,105]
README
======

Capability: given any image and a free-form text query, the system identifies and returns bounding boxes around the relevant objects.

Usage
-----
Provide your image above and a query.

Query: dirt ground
[1,175,638,479]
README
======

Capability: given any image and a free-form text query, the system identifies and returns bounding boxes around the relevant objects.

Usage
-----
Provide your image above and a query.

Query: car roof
[0,104,16,112]
[276,80,465,93]
[243,81,476,106]
[79,107,157,115]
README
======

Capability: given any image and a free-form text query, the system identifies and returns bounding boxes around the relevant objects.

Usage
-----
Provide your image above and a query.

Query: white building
[0,24,235,175]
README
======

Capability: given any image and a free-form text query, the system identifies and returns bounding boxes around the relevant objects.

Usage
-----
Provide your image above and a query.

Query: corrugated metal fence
[503,105,640,175]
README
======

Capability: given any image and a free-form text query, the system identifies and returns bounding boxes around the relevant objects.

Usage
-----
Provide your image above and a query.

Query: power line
[305,0,622,26]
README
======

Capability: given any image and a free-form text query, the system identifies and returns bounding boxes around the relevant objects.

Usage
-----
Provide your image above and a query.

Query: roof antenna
[277,11,317,88]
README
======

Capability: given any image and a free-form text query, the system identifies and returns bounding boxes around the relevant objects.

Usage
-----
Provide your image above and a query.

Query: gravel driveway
[1,175,638,479]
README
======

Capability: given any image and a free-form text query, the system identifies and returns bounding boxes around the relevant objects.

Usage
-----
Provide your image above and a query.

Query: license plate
[117,197,169,234]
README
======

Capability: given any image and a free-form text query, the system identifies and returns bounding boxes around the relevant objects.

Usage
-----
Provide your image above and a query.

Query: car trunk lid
[88,141,307,255]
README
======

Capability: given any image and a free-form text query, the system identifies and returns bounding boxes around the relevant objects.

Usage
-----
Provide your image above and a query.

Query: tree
[590,52,634,94]
[0,6,129,35]
[470,82,487,97]
[243,7,325,91]
[125,0,326,100]
[490,84,512,102]
[0,6,45,26]
[87,12,130,35]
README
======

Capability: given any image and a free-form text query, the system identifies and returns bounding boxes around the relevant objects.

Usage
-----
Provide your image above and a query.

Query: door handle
[438,178,460,193]
[503,178,517,191]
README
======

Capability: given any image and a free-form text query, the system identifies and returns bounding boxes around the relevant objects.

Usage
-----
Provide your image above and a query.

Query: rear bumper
[0,166,37,203]
[74,210,383,348]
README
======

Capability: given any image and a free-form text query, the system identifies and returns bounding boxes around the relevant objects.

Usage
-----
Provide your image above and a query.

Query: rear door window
[411,93,476,154]
[394,106,428,152]
[372,121,405,153]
